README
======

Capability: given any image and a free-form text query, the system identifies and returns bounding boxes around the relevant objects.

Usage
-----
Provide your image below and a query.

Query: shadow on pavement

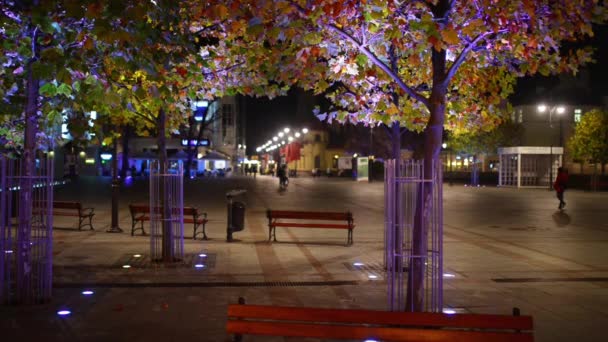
[552,210,571,227]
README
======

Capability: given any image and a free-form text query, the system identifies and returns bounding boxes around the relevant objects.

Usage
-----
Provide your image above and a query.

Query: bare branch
[443,29,508,87]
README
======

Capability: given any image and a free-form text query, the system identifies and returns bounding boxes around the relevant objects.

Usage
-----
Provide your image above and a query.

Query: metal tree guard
[1,155,54,304]
[384,159,443,312]
[149,160,184,262]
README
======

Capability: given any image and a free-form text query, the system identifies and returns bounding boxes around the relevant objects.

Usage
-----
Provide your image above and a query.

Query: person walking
[277,164,288,189]
[553,167,569,209]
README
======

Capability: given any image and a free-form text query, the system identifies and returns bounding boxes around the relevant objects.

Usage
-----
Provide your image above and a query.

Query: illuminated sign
[181,139,210,147]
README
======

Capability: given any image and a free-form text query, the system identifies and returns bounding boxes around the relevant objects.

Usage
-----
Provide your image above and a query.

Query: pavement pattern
[1,175,608,341]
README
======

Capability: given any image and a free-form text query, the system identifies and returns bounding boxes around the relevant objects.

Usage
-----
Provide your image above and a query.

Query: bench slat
[226,320,534,342]
[269,210,350,221]
[271,223,352,229]
[227,305,533,331]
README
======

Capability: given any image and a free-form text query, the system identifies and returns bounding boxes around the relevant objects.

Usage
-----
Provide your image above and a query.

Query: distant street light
[442,143,447,149]
[302,128,309,134]
[295,132,301,138]
[537,103,566,190]
[273,136,278,141]
[278,132,284,138]
[284,128,290,133]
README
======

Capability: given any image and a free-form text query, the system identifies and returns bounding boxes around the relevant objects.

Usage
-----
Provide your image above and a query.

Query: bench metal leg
[347,229,353,246]
[131,220,145,236]
[78,215,94,231]
[193,223,208,240]
[268,226,277,242]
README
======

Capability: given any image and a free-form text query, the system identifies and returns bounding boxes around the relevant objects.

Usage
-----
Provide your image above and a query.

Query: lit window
[574,108,582,123]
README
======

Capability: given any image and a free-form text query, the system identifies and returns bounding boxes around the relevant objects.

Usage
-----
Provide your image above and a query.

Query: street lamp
[302,128,309,134]
[284,128,290,133]
[537,104,566,190]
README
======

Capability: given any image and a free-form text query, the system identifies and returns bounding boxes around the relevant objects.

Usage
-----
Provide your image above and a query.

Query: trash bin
[226,189,247,242]
[231,201,245,232]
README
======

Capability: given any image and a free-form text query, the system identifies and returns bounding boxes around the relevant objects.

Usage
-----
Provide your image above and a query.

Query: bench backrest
[267,210,352,222]
[183,207,198,216]
[227,304,534,341]
[129,204,149,214]
[53,201,82,210]
[129,204,199,217]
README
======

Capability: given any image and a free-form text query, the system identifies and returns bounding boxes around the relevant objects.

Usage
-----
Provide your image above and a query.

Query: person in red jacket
[553,167,569,209]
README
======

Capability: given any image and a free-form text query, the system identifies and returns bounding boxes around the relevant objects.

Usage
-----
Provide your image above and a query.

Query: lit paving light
[368,274,379,280]
[194,264,205,269]
[364,340,379,342]
[133,254,142,258]
[353,262,364,267]
[57,310,71,316]
[443,308,456,314]
[443,273,456,278]
[4,250,13,254]
[122,265,131,269]
[81,290,94,296]
[198,253,207,258]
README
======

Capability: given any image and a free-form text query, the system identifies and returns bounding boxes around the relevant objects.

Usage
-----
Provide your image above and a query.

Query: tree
[568,109,608,180]
[246,0,607,311]
[449,119,523,184]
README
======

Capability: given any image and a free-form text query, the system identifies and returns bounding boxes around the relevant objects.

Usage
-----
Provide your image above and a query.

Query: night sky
[245,25,607,155]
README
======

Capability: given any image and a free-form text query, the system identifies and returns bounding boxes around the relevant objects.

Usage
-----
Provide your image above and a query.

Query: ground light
[81,290,94,296]
[443,309,456,314]
[353,262,364,266]
[368,274,378,280]
[57,310,71,316]
[198,253,207,257]
[133,254,142,258]
[443,273,456,278]
[122,265,131,269]
[194,264,205,269]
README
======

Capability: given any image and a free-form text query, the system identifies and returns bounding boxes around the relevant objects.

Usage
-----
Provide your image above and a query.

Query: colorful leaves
[441,28,459,45]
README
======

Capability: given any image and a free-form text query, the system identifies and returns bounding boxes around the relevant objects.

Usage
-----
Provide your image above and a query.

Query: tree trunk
[157,109,174,262]
[406,47,446,312]
[184,116,196,177]
[120,125,130,179]
[17,16,40,303]
[471,154,479,186]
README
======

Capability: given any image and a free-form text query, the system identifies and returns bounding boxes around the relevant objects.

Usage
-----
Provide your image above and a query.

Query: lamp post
[537,104,565,190]
[107,137,123,233]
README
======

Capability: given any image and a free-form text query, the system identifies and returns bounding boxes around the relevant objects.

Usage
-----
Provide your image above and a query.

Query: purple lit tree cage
[1,155,54,304]
[149,160,184,262]
[384,159,442,312]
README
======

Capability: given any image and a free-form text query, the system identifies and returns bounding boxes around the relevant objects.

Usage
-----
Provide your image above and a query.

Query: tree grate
[343,262,408,273]
[111,253,217,269]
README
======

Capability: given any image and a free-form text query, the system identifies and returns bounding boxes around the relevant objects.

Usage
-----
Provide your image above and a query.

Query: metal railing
[384,159,443,312]
[1,156,54,304]
[149,161,184,262]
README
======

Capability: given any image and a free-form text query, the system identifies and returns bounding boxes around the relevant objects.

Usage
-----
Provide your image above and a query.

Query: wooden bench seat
[36,201,94,230]
[129,204,207,239]
[227,298,534,342]
[267,209,354,245]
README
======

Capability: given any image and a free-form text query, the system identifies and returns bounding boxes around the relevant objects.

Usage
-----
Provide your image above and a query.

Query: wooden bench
[128,204,208,239]
[266,210,354,245]
[36,201,95,230]
[227,299,534,342]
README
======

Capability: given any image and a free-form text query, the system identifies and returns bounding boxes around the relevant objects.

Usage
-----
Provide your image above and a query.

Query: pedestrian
[252,164,258,179]
[553,167,569,209]
[277,164,288,189]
